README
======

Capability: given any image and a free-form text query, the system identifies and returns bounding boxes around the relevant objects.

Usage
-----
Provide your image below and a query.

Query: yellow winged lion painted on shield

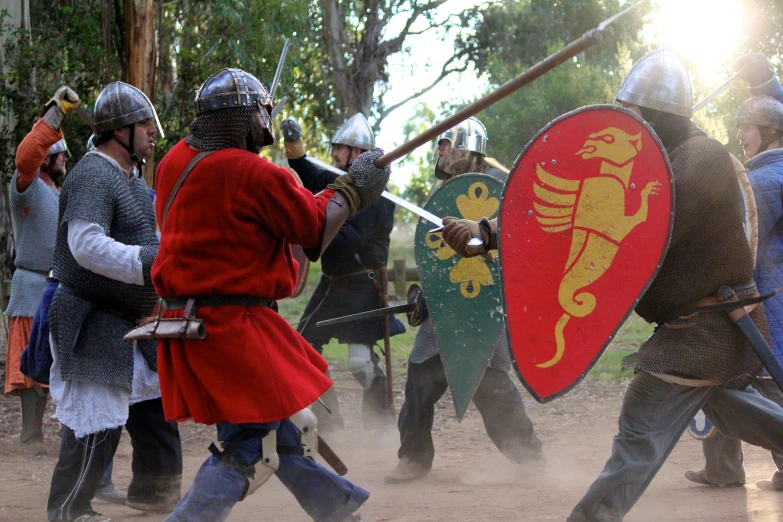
[533,127,660,368]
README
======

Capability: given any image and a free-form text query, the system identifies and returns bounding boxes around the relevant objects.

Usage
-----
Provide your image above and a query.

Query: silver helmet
[330,113,375,150]
[615,49,692,118]
[433,117,488,179]
[93,81,164,138]
[736,96,783,133]
[48,138,69,157]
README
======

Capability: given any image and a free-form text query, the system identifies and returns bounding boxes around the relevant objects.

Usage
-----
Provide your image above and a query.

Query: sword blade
[693,71,743,112]
[269,38,291,102]
[73,105,94,130]
[382,190,443,226]
[317,303,416,328]
[271,95,289,119]
[303,156,444,225]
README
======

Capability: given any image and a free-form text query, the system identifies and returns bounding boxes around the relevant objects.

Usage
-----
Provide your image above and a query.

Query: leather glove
[329,148,390,213]
[442,216,493,258]
[281,118,305,158]
[46,86,80,115]
[735,53,775,88]
[281,118,302,142]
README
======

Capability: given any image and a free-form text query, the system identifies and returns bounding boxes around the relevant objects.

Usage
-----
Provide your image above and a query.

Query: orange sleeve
[15,120,64,192]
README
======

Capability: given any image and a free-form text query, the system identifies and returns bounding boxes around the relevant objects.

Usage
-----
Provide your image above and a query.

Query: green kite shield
[415,174,505,420]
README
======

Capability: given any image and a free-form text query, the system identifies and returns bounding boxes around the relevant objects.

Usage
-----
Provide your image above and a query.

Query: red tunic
[152,140,334,425]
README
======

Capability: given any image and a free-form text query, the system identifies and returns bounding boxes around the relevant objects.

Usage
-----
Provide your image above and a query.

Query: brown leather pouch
[124,298,206,341]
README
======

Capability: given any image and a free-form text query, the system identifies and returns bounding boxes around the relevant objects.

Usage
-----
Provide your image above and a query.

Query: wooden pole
[379,266,395,414]
[125,0,157,187]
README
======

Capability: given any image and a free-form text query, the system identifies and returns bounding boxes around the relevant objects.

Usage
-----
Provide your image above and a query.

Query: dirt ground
[1,369,783,522]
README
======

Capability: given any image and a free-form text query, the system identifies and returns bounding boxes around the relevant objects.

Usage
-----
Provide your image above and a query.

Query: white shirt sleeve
[67,218,144,285]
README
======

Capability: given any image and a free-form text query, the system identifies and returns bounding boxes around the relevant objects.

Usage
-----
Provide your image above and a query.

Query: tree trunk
[125,0,157,187]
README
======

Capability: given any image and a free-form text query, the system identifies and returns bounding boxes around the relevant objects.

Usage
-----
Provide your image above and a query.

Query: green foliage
[452,0,652,166]
[479,50,619,166]
[397,103,439,222]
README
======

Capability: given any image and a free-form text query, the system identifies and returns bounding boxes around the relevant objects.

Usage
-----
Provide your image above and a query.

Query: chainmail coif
[186,106,255,150]
[623,119,765,388]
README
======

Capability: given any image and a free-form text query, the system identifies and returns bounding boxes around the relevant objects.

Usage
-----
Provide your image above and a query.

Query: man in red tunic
[153,68,390,522]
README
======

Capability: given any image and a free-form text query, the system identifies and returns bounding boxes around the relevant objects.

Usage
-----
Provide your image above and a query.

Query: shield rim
[498,104,675,403]
[687,409,718,440]
[415,172,505,421]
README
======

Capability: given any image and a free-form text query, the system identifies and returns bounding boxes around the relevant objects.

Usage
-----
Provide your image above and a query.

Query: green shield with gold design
[414,173,505,420]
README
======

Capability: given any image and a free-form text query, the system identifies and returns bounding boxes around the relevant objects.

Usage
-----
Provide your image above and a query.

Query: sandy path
[1,374,782,521]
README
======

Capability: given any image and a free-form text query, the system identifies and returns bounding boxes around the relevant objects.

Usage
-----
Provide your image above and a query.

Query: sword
[717,285,783,393]
[317,303,416,328]
[693,71,743,112]
[269,38,291,104]
[304,156,444,226]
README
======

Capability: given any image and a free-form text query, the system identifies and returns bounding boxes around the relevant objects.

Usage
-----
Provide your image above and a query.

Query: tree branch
[374,54,469,130]
[379,0,449,57]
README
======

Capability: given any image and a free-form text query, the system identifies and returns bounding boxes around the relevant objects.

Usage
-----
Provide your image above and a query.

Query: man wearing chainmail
[4,86,76,456]
[281,114,404,430]
[153,68,388,522]
[440,49,783,522]
[385,117,543,484]
[46,82,182,522]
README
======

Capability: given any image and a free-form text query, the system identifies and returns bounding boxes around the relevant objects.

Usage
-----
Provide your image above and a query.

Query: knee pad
[209,430,279,501]
[290,407,318,459]
[347,343,381,390]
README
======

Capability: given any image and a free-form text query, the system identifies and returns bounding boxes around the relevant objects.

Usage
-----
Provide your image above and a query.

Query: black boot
[362,371,394,429]
[20,387,47,454]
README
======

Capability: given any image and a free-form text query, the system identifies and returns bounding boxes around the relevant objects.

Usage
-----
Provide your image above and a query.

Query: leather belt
[162,295,273,311]
[660,280,769,325]
[59,283,142,324]
[325,269,378,280]
[17,266,51,277]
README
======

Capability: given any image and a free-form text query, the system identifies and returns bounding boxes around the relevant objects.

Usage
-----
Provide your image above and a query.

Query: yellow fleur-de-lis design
[426,181,499,299]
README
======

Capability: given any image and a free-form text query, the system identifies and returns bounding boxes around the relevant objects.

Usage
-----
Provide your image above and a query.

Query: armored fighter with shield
[280,113,404,430]
[385,117,543,484]
[46,82,182,522]
[152,68,386,522]
[441,50,783,521]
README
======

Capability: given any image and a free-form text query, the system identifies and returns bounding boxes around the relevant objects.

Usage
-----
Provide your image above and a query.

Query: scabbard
[734,315,783,393]
[717,285,783,393]
[317,435,348,476]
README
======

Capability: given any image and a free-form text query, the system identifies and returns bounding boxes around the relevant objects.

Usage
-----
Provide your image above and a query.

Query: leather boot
[126,474,182,513]
[20,387,47,455]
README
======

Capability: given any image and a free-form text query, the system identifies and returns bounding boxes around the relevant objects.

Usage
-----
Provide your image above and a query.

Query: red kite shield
[499,105,673,402]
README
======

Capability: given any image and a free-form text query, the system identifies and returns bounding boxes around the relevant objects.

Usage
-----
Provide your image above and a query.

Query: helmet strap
[112,123,145,171]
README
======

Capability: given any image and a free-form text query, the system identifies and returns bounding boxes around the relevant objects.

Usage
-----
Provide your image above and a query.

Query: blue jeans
[569,372,783,521]
[165,419,368,522]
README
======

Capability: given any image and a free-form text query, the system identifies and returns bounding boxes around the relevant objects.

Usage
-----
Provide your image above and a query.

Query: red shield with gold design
[499,105,673,402]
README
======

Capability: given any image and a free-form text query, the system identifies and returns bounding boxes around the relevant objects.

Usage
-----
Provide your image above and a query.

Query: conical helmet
[330,113,375,150]
[615,49,692,118]
[737,95,783,133]
[93,81,164,138]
